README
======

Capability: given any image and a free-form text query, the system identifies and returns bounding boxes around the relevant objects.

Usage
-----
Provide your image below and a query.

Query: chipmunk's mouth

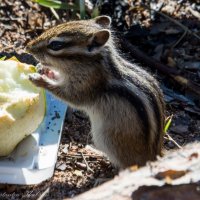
[41,68,55,79]
[37,63,58,80]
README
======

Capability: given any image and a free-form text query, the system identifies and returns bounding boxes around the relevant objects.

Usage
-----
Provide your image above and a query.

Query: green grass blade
[91,0,102,18]
[0,56,6,61]
[164,116,173,134]
[91,7,100,18]
[33,0,76,10]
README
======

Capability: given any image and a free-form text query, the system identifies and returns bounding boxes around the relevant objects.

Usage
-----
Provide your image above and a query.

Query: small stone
[56,163,67,171]
[76,162,87,170]
[62,145,69,154]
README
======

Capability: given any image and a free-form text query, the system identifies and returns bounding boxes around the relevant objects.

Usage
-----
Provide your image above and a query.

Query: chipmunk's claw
[36,63,44,74]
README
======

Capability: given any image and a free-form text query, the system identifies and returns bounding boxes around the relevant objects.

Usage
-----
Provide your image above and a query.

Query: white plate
[0,92,67,185]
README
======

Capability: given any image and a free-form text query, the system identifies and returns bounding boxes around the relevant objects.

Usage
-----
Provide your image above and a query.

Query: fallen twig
[50,7,60,20]
[141,4,200,41]
[187,6,200,20]
[37,187,50,200]
[123,39,180,75]
[171,75,200,96]
[164,134,182,149]
[122,39,200,97]
[172,30,187,48]
[66,152,104,159]
[164,114,173,123]
[81,152,94,173]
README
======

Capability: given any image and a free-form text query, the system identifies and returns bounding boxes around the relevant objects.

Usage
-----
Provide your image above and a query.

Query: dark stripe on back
[104,48,123,80]
[104,51,163,153]
[105,55,161,143]
[118,56,163,133]
[106,56,122,79]
[121,57,165,117]
[127,75,161,126]
[105,84,150,140]
[124,74,163,154]
[125,75,162,131]
[118,55,163,150]
[141,86,162,153]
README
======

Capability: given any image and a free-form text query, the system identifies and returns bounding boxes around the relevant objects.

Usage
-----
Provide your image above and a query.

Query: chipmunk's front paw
[29,73,49,88]
[36,63,44,74]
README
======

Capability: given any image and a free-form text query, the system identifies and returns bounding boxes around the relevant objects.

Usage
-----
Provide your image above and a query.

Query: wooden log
[66,143,200,200]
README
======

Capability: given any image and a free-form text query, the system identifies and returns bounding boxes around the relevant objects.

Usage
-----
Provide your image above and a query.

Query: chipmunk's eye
[47,41,70,51]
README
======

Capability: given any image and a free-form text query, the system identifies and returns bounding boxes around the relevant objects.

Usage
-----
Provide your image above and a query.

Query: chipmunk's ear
[94,16,111,28]
[88,30,110,52]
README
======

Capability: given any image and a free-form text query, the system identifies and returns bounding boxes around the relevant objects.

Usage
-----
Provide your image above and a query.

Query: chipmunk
[26,16,165,168]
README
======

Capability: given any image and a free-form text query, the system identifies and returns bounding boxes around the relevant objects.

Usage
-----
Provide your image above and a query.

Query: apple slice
[0,57,46,156]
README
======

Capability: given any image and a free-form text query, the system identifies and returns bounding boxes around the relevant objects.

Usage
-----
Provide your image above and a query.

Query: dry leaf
[129,165,138,171]
[189,153,199,161]
[74,170,83,177]
[155,170,188,180]
[167,57,176,67]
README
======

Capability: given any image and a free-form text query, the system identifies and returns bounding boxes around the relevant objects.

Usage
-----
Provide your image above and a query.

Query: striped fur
[27,16,165,168]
